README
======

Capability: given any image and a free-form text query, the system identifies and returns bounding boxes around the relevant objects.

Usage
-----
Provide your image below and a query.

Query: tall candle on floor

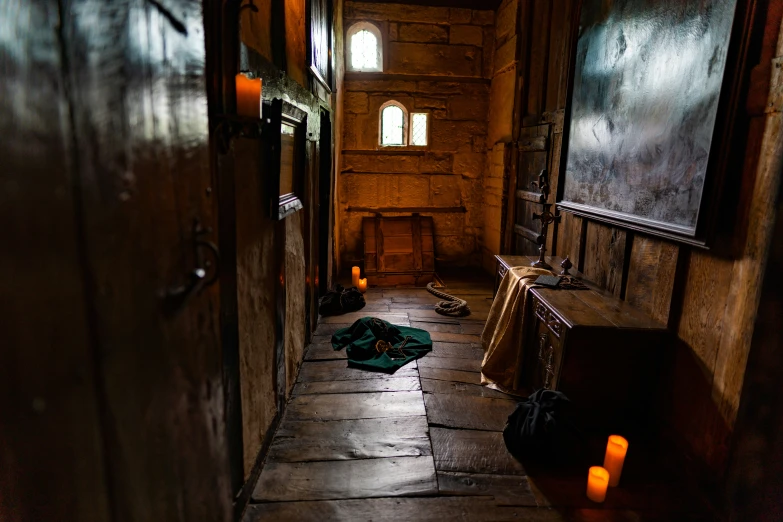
[603,435,629,487]
[586,466,610,503]
[235,74,262,118]
[351,266,361,287]
[358,278,368,293]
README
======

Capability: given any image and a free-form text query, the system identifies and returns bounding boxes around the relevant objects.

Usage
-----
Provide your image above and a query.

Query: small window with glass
[346,22,383,73]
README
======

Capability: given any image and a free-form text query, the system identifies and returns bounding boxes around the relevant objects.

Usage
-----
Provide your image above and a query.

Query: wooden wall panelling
[62,1,232,520]
[0,3,111,520]
[581,221,627,297]
[234,138,280,481]
[625,236,680,325]
[554,211,586,271]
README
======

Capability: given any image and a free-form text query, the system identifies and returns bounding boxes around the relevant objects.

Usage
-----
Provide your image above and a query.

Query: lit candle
[603,435,629,487]
[235,73,262,118]
[351,266,361,287]
[358,278,368,293]
[586,466,610,503]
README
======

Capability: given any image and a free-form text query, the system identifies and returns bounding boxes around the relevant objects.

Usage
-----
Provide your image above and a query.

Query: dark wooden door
[318,109,333,296]
[59,2,232,521]
[510,124,552,255]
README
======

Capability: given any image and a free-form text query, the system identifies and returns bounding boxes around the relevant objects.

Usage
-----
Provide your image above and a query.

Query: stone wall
[480,0,518,273]
[338,1,494,268]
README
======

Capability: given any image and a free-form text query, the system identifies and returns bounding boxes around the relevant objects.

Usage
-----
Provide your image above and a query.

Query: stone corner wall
[480,0,519,275]
[338,1,495,270]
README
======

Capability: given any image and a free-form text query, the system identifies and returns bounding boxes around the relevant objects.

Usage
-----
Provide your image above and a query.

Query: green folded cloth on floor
[332,317,432,374]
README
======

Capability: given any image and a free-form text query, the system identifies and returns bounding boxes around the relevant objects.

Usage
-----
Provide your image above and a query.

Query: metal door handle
[162,219,219,315]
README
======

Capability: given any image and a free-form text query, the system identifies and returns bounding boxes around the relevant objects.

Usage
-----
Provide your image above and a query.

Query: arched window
[346,22,383,72]
[379,102,407,146]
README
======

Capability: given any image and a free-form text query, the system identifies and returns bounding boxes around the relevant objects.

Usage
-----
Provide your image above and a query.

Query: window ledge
[342,149,427,156]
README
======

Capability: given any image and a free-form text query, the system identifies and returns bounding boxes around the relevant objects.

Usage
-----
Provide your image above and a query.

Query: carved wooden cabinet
[495,255,670,431]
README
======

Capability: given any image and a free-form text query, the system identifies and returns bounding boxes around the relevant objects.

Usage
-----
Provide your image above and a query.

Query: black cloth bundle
[318,284,366,316]
[503,388,583,466]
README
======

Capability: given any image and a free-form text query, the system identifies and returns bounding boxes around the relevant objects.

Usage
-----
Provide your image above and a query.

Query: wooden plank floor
[244,272,712,521]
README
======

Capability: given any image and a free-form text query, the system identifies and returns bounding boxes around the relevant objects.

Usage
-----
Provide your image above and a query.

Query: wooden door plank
[252,456,437,501]
[297,359,418,382]
[286,391,426,421]
[243,496,539,522]
[421,379,517,400]
[305,342,348,361]
[419,367,482,385]
[437,471,537,506]
[431,342,485,360]
[292,376,422,395]
[424,393,516,431]
[418,356,481,373]
[267,416,431,462]
[430,428,525,475]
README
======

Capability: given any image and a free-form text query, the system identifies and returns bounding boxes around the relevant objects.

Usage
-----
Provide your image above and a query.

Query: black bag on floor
[503,388,583,466]
[318,284,366,316]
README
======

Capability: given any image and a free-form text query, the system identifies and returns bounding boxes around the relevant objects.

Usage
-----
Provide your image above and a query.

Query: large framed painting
[307,0,333,91]
[559,0,746,245]
[264,99,307,220]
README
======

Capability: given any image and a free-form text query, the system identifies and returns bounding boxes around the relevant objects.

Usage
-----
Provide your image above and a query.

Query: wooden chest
[495,255,670,431]
[363,215,435,287]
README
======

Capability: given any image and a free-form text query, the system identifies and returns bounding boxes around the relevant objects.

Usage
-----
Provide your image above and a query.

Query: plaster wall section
[338,1,494,269]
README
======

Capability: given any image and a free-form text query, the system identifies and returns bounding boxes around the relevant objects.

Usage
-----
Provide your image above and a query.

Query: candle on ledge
[351,266,361,287]
[603,435,629,487]
[235,73,262,118]
[358,278,368,293]
[586,466,610,503]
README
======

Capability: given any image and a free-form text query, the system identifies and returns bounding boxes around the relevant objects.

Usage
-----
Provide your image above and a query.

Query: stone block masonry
[339,2,495,268]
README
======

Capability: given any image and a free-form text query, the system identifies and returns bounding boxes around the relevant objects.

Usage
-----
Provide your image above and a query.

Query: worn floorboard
[304,342,347,360]
[297,359,418,382]
[292,376,421,395]
[437,471,538,506]
[430,341,484,359]
[252,456,437,501]
[424,393,516,431]
[421,378,517,400]
[418,355,482,372]
[430,427,526,476]
[419,366,483,385]
[243,497,550,522]
[246,273,711,521]
[266,416,431,462]
[286,391,425,421]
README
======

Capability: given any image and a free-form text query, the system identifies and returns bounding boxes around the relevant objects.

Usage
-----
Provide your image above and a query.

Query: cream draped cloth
[481,266,553,393]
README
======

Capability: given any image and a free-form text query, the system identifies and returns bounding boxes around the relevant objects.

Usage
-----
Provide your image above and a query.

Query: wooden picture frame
[265,98,307,220]
[558,0,753,246]
[306,0,333,91]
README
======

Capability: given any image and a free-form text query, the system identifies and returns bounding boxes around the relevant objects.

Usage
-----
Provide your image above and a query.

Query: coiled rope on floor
[426,282,471,317]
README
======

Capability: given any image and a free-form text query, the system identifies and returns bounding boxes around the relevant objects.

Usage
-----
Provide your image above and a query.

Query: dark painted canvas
[561,0,738,236]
